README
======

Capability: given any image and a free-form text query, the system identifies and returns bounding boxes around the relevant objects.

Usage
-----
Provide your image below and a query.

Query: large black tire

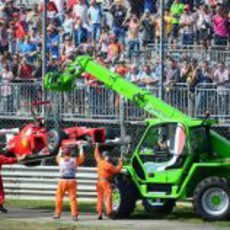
[142,199,175,215]
[193,177,230,221]
[47,128,67,155]
[112,174,138,218]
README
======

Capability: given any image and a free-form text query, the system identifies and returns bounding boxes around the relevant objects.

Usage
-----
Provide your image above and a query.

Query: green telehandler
[44,56,230,221]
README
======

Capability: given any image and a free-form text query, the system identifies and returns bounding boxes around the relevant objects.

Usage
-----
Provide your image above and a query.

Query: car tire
[47,128,67,155]
[111,174,138,218]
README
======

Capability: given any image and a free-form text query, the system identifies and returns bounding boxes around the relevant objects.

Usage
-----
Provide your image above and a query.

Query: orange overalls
[55,152,85,217]
[95,146,122,216]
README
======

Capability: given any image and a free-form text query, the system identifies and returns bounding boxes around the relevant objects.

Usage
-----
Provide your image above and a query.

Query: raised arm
[76,144,85,166]
[104,157,123,174]
[94,143,101,163]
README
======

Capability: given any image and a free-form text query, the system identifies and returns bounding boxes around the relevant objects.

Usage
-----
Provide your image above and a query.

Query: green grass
[1,199,230,229]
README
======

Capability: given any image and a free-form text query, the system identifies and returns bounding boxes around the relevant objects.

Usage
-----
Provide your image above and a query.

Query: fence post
[119,96,126,155]
[187,87,194,117]
[42,0,47,80]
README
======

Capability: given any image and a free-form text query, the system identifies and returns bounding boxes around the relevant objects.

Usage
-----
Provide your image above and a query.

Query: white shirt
[180,13,195,34]
[196,10,211,30]
[53,0,65,13]
[214,68,229,92]
[73,4,88,24]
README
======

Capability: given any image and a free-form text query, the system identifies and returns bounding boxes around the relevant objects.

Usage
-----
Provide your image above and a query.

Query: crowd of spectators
[0,0,229,81]
[0,0,229,115]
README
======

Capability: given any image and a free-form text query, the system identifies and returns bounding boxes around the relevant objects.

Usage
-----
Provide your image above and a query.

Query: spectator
[107,34,124,64]
[98,26,110,58]
[0,20,8,54]
[40,0,58,13]
[109,0,127,44]
[26,4,41,33]
[195,3,212,47]
[180,58,193,83]
[137,64,159,86]
[17,57,37,114]
[74,18,89,47]
[11,54,20,78]
[47,56,59,72]
[196,60,213,84]
[170,0,184,47]
[126,64,140,83]
[47,25,60,60]
[60,35,75,68]
[67,0,78,10]
[19,35,38,64]
[15,17,27,41]
[0,63,14,112]
[0,0,7,21]
[125,14,141,59]
[140,10,156,46]
[212,6,228,46]
[164,8,174,41]
[62,8,75,37]
[73,0,88,26]
[53,0,65,21]
[180,4,195,46]
[87,0,103,42]
[7,22,16,54]
[195,60,213,113]
[17,57,34,80]
[144,0,157,14]
[29,28,41,46]
[165,57,181,85]
[40,0,58,22]
[155,10,174,44]
[214,61,230,117]
[128,0,144,17]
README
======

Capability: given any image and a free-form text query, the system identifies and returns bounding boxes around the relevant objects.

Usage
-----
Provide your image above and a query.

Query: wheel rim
[112,186,121,212]
[201,187,229,216]
[47,132,56,150]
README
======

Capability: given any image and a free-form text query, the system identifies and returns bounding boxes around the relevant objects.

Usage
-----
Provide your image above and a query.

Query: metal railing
[129,45,230,66]
[14,0,37,7]
[2,165,97,200]
[0,82,229,124]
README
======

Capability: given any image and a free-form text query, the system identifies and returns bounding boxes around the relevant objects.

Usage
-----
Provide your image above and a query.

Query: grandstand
[0,0,229,155]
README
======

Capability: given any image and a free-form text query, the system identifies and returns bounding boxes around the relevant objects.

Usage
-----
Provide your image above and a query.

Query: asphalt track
[1,207,230,230]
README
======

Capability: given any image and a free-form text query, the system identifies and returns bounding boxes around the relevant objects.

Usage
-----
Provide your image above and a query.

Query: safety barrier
[2,165,97,200]
[0,82,229,124]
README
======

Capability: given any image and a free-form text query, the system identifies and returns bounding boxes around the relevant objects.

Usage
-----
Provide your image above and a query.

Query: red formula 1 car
[0,101,107,166]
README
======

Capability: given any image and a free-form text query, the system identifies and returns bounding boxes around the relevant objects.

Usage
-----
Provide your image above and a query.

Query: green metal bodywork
[44,55,230,201]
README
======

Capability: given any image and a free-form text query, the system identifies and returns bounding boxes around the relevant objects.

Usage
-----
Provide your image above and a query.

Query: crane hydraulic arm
[44,55,192,121]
